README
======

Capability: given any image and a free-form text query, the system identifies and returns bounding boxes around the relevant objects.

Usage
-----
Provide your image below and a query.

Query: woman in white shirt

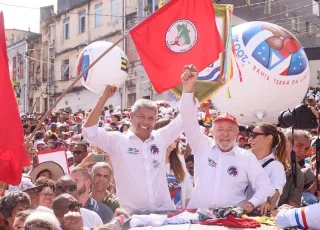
[248,123,287,215]
[154,118,194,209]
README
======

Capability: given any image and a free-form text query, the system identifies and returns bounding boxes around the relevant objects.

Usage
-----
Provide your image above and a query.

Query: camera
[278,104,318,129]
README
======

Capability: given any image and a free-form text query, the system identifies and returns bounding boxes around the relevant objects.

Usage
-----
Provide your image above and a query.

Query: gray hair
[131,99,158,115]
[284,128,311,142]
[92,162,113,175]
[24,211,60,230]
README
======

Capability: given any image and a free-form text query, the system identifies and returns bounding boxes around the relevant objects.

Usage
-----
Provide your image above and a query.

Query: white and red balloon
[77,41,129,95]
[212,21,310,125]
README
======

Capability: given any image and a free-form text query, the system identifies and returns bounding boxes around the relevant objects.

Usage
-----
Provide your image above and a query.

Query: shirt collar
[259,152,275,164]
[85,197,94,207]
[126,129,156,141]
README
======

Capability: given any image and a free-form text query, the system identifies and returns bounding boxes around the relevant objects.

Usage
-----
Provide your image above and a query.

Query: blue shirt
[84,197,113,224]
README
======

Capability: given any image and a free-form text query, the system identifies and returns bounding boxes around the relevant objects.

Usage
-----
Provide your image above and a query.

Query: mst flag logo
[165,20,198,53]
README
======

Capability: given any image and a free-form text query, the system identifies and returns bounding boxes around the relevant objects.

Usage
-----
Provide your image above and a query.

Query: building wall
[53,0,126,111]
[7,41,28,114]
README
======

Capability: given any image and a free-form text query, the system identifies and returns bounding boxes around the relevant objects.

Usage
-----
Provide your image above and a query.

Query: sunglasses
[66,201,82,211]
[250,132,267,139]
[56,185,77,193]
[72,151,85,156]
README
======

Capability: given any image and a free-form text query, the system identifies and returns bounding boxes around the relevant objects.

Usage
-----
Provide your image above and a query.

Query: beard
[215,139,237,152]
[78,184,87,196]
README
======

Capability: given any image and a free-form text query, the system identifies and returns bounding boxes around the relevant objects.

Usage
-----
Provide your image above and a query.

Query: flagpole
[26,34,128,145]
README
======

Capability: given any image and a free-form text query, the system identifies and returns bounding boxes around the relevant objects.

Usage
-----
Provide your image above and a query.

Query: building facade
[6,29,40,115]
[26,6,56,114]
[305,47,320,88]
[52,0,138,111]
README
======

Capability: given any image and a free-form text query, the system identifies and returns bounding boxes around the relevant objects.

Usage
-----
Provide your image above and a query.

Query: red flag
[130,0,224,93]
[0,12,30,185]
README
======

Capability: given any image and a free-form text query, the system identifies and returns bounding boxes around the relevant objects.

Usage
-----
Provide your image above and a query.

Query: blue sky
[0,0,57,32]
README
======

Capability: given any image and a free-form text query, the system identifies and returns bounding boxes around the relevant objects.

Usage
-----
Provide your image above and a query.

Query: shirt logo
[127,147,140,155]
[165,20,198,53]
[152,159,160,169]
[227,166,238,177]
[208,158,217,167]
[150,144,159,155]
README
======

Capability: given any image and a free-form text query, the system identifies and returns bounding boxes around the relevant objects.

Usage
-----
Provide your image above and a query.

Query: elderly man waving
[179,64,274,213]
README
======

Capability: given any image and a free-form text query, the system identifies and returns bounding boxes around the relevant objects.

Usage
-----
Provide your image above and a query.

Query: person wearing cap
[47,123,57,136]
[237,135,247,147]
[179,64,274,213]
[83,84,184,212]
[5,180,44,209]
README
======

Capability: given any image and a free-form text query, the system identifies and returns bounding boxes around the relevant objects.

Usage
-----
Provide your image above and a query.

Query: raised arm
[82,86,122,155]
[179,64,212,153]
[84,85,117,128]
[156,114,183,147]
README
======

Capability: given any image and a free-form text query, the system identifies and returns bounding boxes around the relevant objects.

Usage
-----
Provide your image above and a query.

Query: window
[292,16,299,32]
[63,17,70,40]
[61,59,69,81]
[127,93,136,107]
[94,3,103,27]
[111,0,121,21]
[78,10,86,34]
[306,21,312,36]
[49,58,55,83]
[312,0,320,17]
[49,25,56,44]
[143,0,155,16]
[36,97,40,113]
[264,0,271,15]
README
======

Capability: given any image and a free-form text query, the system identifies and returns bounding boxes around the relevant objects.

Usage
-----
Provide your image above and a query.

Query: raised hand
[101,85,118,102]
[181,64,198,93]
[63,211,83,230]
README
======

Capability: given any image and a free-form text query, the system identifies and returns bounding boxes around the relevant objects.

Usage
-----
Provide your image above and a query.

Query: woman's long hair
[154,118,185,183]
[259,123,289,170]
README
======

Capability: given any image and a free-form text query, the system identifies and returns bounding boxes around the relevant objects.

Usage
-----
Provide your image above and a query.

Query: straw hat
[29,161,65,183]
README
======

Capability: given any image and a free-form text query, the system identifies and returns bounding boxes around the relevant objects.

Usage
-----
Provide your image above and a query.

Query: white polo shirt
[275,203,320,229]
[180,93,274,208]
[82,115,183,212]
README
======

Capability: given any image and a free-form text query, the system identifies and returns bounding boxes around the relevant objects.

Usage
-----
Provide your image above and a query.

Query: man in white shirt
[179,64,274,213]
[82,85,184,212]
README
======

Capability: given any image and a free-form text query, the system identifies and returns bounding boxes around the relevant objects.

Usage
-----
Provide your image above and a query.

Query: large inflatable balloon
[77,41,129,95]
[212,21,310,125]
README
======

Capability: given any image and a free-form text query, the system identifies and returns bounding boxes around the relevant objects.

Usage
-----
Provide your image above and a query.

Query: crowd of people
[0,65,319,229]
